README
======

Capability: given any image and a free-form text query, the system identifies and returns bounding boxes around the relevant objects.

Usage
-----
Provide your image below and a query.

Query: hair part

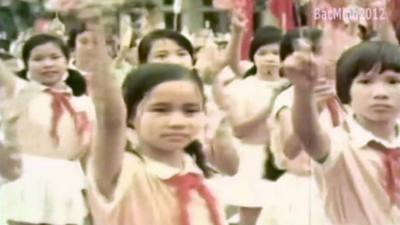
[336,41,400,104]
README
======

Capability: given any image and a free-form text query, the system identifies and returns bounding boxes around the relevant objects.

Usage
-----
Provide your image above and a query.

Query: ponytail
[242,65,257,79]
[184,140,214,178]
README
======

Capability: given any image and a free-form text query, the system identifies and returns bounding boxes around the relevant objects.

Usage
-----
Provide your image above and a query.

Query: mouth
[161,133,190,141]
[41,71,59,77]
[370,104,392,111]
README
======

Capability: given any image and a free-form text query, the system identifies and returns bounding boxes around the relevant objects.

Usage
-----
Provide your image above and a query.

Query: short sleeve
[268,87,294,169]
[87,153,142,210]
[271,86,294,120]
[315,126,349,172]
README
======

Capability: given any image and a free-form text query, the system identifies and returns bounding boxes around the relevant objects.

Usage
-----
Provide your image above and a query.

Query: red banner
[240,0,253,60]
[269,0,296,31]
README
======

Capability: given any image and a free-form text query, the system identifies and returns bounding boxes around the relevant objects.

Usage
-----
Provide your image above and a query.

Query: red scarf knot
[45,89,90,146]
[166,173,223,225]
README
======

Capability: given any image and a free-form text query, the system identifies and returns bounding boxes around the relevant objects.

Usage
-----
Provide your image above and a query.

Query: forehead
[358,69,400,78]
[30,42,63,56]
[145,80,202,104]
[150,38,186,52]
[256,43,279,52]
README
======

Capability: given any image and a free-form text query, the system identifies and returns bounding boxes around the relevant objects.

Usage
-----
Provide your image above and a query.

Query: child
[87,32,229,223]
[256,27,333,225]
[217,20,290,224]
[0,34,94,225]
[284,40,400,224]
[135,29,239,175]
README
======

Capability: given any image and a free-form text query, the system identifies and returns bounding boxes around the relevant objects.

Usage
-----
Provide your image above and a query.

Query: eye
[387,78,400,84]
[31,56,44,61]
[271,49,279,55]
[154,53,167,59]
[51,54,62,60]
[177,50,189,57]
[151,107,169,113]
[357,78,371,84]
[183,106,201,115]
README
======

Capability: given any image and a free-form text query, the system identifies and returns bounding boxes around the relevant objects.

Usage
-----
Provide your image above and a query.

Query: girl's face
[132,80,205,153]
[28,42,68,86]
[76,31,95,56]
[253,43,280,77]
[350,67,400,123]
[147,38,193,69]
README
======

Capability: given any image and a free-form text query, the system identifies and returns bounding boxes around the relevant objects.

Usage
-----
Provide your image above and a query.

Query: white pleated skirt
[0,154,88,225]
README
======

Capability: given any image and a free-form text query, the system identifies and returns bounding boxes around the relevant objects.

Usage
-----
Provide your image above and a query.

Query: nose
[167,111,187,128]
[372,82,389,100]
[43,58,55,67]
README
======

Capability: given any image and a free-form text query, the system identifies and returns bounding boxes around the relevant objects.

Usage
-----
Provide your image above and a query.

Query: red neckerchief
[370,142,400,208]
[166,173,223,225]
[383,148,400,208]
[45,88,90,145]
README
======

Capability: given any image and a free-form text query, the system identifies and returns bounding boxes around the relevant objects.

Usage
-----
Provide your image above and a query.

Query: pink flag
[213,0,234,10]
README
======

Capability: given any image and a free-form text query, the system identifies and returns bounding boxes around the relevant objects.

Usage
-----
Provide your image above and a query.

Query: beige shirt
[2,80,95,160]
[88,153,227,225]
[315,116,400,225]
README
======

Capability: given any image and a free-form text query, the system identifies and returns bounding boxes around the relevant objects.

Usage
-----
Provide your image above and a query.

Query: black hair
[67,23,87,51]
[249,26,282,62]
[22,34,70,68]
[138,29,195,64]
[279,27,323,61]
[122,63,212,177]
[243,26,282,78]
[336,41,400,104]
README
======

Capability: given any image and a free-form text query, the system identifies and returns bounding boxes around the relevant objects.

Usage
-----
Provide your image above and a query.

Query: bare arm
[207,118,239,175]
[0,59,17,98]
[89,31,127,199]
[228,90,280,138]
[284,52,331,162]
[277,108,304,160]
[226,10,247,78]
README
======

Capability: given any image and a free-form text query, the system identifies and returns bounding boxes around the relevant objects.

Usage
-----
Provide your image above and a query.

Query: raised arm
[283,51,331,162]
[89,30,127,198]
[227,85,286,139]
[207,118,239,175]
[225,10,247,78]
[0,59,18,98]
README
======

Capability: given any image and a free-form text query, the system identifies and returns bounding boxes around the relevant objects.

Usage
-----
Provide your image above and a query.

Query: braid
[184,140,214,178]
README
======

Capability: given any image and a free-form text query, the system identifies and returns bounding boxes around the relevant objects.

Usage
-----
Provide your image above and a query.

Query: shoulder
[272,86,294,119]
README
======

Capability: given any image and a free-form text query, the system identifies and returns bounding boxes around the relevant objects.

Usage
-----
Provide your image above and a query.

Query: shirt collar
[27,79,72,95]
[346,114,400,149]
[143,154,203,180]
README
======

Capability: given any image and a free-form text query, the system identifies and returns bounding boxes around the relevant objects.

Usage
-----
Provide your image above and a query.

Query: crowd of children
[0,0,400,225]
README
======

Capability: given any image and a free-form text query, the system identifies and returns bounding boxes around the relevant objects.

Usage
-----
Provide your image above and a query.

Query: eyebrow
[149,102,201,107]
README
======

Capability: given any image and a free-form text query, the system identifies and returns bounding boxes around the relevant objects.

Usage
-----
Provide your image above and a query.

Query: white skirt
[216,141,275,207]
[0,154,88,225]
[256,173,331,225]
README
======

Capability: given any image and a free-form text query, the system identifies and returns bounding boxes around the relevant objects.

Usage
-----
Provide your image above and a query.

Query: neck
[141,144,185,169]
[255,70,280,81]
[355,115,397,142]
